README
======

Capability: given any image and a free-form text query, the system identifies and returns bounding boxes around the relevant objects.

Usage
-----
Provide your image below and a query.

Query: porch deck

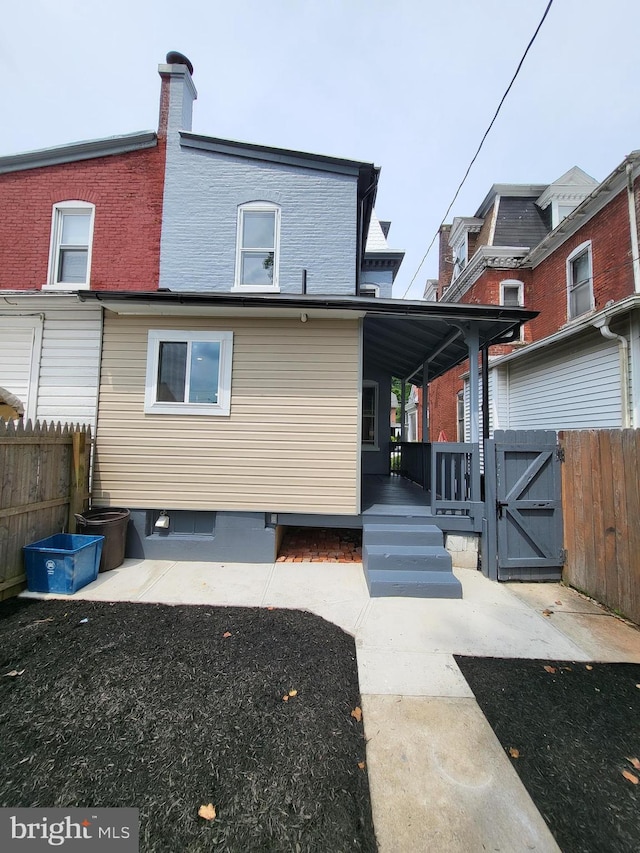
[361,474,432,515]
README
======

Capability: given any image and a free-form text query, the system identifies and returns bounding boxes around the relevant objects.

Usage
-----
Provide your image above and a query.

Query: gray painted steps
[362,518,462,599]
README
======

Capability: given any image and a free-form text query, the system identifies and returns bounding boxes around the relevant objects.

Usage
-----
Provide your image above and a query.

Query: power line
[401,0,555,299]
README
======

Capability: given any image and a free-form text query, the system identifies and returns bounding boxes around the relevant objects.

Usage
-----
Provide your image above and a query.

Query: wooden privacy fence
[560,429,640,625]
[0,420,91,600]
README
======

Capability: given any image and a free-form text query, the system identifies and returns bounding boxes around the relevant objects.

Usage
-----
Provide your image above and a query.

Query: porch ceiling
[363,311,534,384]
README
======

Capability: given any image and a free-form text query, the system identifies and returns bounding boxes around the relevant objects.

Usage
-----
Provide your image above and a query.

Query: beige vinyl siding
[94,314,360,513]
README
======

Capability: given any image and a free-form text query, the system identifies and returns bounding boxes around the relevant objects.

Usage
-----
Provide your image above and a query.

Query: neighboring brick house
[424,157,640,437]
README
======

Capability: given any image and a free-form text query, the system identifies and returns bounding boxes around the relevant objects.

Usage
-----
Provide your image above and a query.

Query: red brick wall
[527,187,634,340]
[428,364,466,442]
[0,142,165,291]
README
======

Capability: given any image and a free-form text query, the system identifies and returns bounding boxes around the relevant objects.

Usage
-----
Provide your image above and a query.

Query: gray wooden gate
[483,430,564,581]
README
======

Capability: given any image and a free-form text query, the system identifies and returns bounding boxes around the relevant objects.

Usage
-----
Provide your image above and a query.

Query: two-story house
[425,159,640,440]
[0,53,533,596]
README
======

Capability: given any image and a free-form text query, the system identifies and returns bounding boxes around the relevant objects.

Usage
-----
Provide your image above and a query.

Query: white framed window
[452,235,467,280]
[362,381,378,449]
[45,201,95,289]
[360,284,380,298]
[456,391,465,442]
[144,330,233,416]
[566,241,594,320]
[500,279,525,341]
[234,202,280,291]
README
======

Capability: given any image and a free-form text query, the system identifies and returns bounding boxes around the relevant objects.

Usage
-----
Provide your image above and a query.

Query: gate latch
[496,500,508,519]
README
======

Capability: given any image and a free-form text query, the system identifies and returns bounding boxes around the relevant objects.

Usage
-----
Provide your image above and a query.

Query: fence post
[68,427,87,533]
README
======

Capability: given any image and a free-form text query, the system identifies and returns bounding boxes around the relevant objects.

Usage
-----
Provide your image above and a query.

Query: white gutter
[626,163,640,293]
[487,294,640,369]
[593,315,630,428]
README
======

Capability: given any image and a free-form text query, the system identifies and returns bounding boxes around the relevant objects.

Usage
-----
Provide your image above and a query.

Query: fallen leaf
[358,761,366,770]
[554,600,563,605]
[222,632,232,638]
[282,694,289,702]
[198,803,216,821]
[351,707,362,723]
[561,666,573,671]
[543,665,557,674]
[288,689,298,697]
[3,670,25,678]
[622,770,639,785]
[586,665,593,671]
[267,606,276,611]
[508,747,520,759]
[626,757,640,771]
[542,609,553,617]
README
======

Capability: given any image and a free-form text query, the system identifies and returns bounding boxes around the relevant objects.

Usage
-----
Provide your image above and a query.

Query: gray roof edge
[488,294,640,369]
[78,289,537,322]
[180,131,376,176]
[525,151,640,266]
[476,183,549,217]
[0,131,158,174]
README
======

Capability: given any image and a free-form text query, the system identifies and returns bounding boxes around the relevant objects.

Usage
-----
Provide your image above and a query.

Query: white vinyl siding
[0,300,101,426]
[94,315,360,514]
[506,333,622,429]
[0,317,42,421]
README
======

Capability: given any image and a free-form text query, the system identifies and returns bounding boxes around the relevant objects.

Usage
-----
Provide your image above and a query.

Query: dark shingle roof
[493,197,550,248]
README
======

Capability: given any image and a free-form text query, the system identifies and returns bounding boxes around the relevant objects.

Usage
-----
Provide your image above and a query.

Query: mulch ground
[0,597,377,853]
[455,656,640,853]
[276,528,362,563]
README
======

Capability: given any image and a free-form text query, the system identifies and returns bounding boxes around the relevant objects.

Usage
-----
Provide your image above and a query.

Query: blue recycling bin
[24,534,104,594]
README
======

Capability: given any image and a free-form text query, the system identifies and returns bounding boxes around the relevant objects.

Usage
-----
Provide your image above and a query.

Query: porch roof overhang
[78,290,536,384]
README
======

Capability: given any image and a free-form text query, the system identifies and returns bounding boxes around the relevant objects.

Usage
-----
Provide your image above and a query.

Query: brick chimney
[438,223,454,297]
[158,51,197,138]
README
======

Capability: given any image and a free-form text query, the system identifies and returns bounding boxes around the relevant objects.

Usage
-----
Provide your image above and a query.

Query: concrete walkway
[22,560,640,852]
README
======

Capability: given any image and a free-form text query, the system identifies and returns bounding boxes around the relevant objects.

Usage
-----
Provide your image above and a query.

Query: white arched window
[234,202,281,291]
[46,200,95,289]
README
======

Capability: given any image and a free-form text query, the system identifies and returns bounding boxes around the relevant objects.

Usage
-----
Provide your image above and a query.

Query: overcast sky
[3,0,639,298]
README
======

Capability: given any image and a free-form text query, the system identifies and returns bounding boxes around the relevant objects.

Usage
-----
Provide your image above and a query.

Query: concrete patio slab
[362,695,561,853]
[356,596,589,660]
[262,561,369,633]
[509,581,607,615]
[20,558,176,602]
[357,649,473,697]
[137,561,275,607]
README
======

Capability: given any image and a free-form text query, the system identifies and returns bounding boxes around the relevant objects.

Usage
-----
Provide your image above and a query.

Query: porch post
[481,345,489,440]
[400,379,407,441]
[466,324,480,444]
[421,360,428,442]
[465,323,481,502]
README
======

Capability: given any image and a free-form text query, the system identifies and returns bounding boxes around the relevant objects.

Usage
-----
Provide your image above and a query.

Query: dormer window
[452,236,467,279]
[46,201,95,289]
[448,217,483,282]
[234,202,280,291]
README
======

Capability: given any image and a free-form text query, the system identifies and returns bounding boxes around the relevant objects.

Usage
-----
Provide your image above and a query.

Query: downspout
[594,316,630,428]
[626,163,640,293]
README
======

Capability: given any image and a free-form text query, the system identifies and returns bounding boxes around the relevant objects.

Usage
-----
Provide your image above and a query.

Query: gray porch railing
[431,442,482,517]
[391,441,431,487]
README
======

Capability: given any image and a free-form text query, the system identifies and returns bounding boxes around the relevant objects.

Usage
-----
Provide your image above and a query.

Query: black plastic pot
[75,508,130,573]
